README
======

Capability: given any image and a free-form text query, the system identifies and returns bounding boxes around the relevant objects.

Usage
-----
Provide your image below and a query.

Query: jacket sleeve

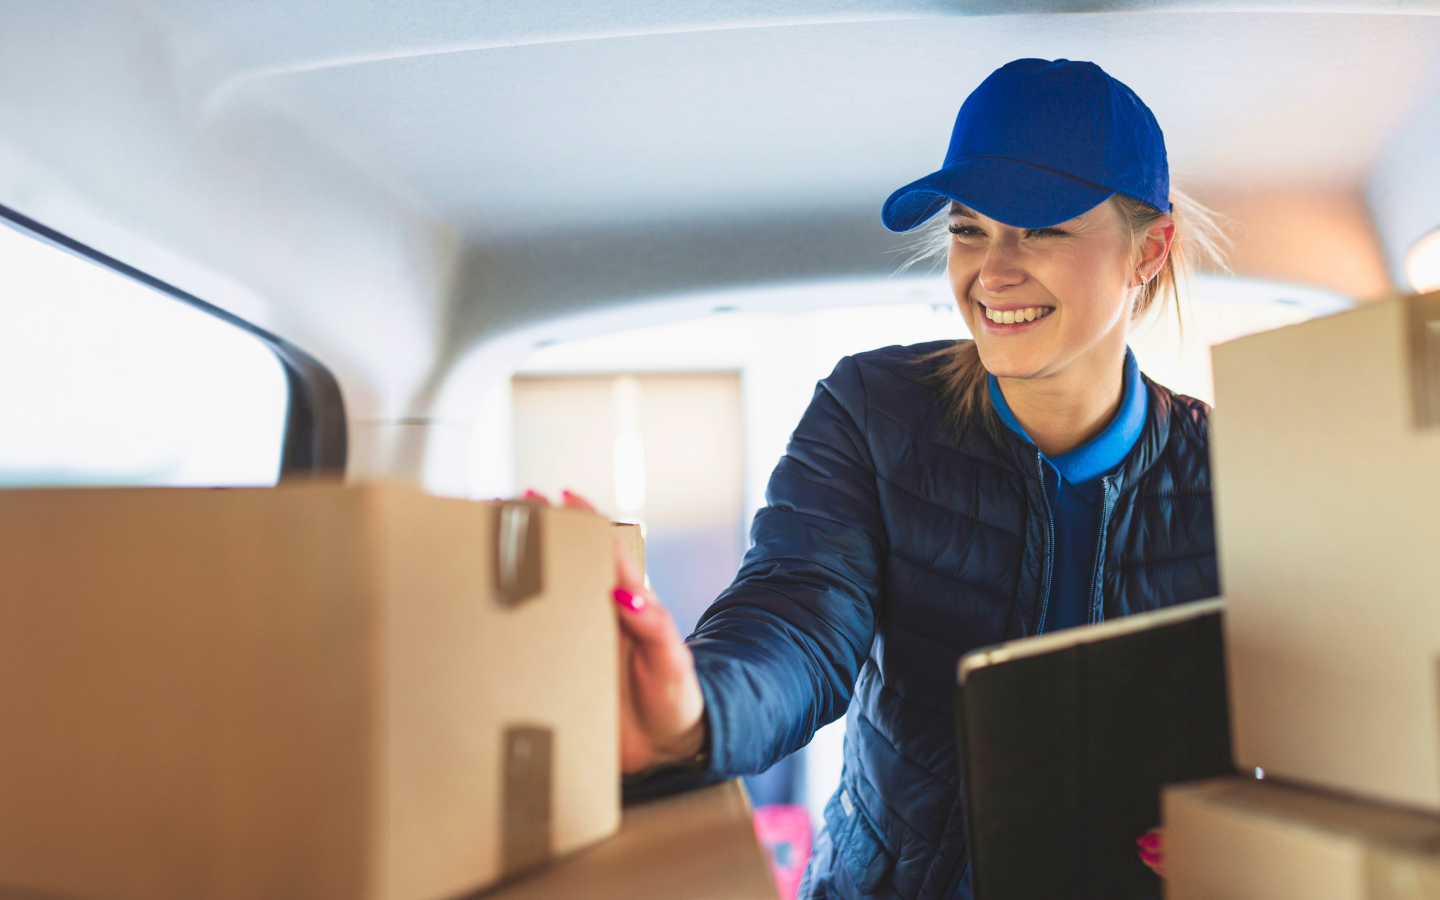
[672,355,887,788]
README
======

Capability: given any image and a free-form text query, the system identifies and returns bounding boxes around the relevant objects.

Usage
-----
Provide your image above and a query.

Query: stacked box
[1169,292,1440,896]
[1210,292,1440,810]
[0,483,620,900]
[484,780,779,900]
[1166,777,1440,900]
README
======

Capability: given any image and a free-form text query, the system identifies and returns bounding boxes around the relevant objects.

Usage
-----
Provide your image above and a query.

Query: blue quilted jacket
[683,340,1219,900]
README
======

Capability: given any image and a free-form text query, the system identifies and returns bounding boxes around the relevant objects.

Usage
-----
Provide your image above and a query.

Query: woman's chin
[974,345,1052,381]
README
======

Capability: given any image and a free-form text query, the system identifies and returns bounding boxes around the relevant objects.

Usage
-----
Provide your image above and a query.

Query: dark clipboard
[955,598,1233,900]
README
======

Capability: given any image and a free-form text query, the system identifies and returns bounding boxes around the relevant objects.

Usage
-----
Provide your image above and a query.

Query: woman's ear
[1133,215,1176,286]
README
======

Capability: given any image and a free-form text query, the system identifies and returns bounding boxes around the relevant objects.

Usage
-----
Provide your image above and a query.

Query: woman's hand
[543,490,708,775]
[610,527,708,774]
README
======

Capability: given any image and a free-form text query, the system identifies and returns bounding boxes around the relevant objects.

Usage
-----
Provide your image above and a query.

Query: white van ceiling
[163,2,1440,236]
[2,2,1440,462]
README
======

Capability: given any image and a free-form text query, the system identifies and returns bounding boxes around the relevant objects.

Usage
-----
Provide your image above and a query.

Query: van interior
[3,3,1440,899]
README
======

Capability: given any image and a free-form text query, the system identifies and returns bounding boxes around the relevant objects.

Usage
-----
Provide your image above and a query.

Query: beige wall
[1198,189,1393,302]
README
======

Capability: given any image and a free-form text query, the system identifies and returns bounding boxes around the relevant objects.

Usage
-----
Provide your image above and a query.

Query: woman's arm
[685,355,887,779]
[610,355,885,795]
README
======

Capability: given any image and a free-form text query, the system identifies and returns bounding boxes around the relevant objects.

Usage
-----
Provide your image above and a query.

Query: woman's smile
[977,302,1055,327]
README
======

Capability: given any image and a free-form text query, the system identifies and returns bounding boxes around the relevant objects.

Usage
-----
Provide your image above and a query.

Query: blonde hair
[903,189,1229,429]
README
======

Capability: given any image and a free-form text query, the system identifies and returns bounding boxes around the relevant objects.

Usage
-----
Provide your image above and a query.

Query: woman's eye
[1025,227,1067,238]
[948,225,985,238]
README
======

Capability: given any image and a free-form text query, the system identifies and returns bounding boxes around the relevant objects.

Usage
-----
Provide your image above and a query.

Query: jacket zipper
[1034,450,1057,635]
[1087,477,1116,625]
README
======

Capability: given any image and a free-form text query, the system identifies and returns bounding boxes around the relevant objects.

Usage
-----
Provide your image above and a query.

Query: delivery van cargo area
[9,6,1440,900]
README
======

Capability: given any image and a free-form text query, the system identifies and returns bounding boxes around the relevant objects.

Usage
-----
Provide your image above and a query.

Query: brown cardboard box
[1210,292,1440,811]
[0,483,620,900]
[483,780,778,900]
[1165,777,1440,900]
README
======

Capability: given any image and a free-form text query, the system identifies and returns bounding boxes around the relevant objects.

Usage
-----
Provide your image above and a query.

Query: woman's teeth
[983,306,1052,324]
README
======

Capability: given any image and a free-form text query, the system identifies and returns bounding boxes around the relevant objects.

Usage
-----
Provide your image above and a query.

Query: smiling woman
[612,57,1229,900]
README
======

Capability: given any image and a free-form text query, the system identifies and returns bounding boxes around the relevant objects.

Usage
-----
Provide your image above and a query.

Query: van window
[0,220,288,487]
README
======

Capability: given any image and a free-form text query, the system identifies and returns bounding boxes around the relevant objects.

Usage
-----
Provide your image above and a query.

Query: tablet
[955,598,1231,899]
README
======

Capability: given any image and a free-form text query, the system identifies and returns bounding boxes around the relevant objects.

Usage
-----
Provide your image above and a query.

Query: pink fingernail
[612,586,646,613]
[524,489,546,501]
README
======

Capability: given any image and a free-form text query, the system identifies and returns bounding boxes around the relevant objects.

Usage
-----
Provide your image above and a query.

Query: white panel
[179,11,1440,236]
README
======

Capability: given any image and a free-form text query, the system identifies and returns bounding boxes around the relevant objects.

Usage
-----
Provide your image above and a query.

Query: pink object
[612,586,646,613]
[1137,827,1165,876]
[754,804,813,900]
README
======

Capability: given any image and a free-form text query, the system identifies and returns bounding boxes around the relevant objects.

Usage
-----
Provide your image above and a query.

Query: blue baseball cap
[881,58,1170,232]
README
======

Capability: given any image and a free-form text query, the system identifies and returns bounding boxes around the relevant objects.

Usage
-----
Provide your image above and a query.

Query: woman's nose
[978,241,1024,293]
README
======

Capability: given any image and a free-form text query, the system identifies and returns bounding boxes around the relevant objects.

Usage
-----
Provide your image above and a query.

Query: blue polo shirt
[987,349,1148,632]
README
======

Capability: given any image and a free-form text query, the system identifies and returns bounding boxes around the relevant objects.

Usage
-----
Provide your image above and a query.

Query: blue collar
[988,348,1148,485]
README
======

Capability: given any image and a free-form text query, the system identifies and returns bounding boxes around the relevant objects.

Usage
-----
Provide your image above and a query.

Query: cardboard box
[0,483,620,900]
[1165,777,1440,900]
[484,780,778,900]
[1210,292,1440,811]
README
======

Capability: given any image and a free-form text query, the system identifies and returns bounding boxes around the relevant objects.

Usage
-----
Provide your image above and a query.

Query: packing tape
[496,503,543,606]
[501,724,553,877]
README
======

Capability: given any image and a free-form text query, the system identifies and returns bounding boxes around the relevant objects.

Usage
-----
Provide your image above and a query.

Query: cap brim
[881,156,1115,232]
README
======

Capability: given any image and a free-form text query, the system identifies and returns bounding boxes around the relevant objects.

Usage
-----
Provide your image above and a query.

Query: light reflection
[1406,228,1440,293]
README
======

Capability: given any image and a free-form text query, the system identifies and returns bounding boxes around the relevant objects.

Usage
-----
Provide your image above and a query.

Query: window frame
[0,201,347,479]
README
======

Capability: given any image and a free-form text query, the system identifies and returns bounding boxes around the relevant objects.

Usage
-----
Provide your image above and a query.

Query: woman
[601,58,1224,899]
